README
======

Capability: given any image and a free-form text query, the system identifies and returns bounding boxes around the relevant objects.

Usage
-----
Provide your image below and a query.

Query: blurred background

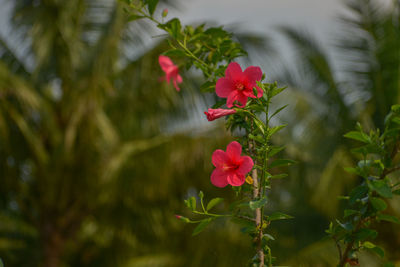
[0,0,399,266]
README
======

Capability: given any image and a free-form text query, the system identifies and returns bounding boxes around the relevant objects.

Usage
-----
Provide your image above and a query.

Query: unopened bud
[162,8,168,18]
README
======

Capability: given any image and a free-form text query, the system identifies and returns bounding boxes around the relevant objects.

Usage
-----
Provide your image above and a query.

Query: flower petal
[234,93,248,107]
[173,77,181,91]
[216,77,234,98]
[159,55,174,71]
[238,156,254,175]
[243,66,262,82]
[212,149,228,168]
[211,168,229,188]
[176,74,183,83]
[226,172,245,187]
[225,62,243,80]
[226,90,239,108]
[226,141,242,161]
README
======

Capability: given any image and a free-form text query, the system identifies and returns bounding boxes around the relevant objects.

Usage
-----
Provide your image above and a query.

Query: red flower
[211,141,254,187]
[216,62,263,108]
[204,108,236,121]
[159,55,183,91]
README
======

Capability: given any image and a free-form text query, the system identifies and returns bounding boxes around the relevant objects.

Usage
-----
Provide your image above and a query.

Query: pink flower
[159,55,183,91]
[211,141,254,187]
[216,62,263,108]
[204,108,236,121]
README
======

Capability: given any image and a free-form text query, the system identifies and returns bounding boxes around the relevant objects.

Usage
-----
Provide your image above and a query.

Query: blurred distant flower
[211,141,253,187]
[162,8,168,17]
[159,55,183,91]
[204,108,236,121]
[216,62,263,108]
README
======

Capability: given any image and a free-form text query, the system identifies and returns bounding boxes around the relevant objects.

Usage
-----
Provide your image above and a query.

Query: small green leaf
[363,241,376,248]
[249,197,268,210]
[268,212,293,221]
[145,0,159,15]
[344,209,358,218]
[269,159,295,168]
[370,197,387,211]
[349,185,368,204]
[263,233,275,241]
[354,228,378,240]
[184,196,197,211]
[253,119,265,135]
[0,258,3,267]
[377,214,400,224]
[269,105,288,119]
[371,246,385,258]
[336,219,353,231]
[206,197,224,211]
[127,15,145,21]
[268,124,286,137]
[163,49,187,57]
[268,146,285,157]
[344,131,370,143]
[368,180,393,198]
[192,218,213,236]
[161,18,182,39]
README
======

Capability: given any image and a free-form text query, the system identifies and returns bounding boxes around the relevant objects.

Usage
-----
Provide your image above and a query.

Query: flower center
[235,82,245,91]
[222,162,240,172]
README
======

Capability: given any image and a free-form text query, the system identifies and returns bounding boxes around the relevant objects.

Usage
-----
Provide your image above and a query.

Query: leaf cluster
[327,105,400,266]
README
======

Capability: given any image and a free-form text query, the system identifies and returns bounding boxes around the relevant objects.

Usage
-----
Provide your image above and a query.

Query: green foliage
[327,104,400,266]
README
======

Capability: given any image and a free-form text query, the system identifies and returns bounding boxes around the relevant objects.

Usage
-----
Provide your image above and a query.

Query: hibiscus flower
[204,108,236,121]
[211,141,254,187]
[159,55,183,91]
[215,62,263,107]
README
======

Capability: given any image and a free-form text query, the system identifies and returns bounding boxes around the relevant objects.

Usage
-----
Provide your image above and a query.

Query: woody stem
[249,121,264,267]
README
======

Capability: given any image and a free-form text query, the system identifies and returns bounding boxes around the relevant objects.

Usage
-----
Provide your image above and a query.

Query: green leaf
[354,228,378,241]
[371,246,385,258]
[269,105,288,119]
[206,197,224,211]
[368,180,393,198]
[253,119,265,135]
[263,233,275,241]
[249,197,268,210]
[161,18,182,39]
[344,209,358,218]
[163,49,187,57]
[363,241,384,258]
[336,219,353,231]
[184,196,197,211]
[349,185,368,204]
[268,124,287,137]
[268,212,293,221]
[344,131,370,143]
[145,0,158,15]
[0,258,3,267]
[268,146,285,157]
[192,218,213,236]
[269,159,295,168]
[370,197,387,211]
[377,214,400,224]
[363,241,376,248]
[127,15,145,21]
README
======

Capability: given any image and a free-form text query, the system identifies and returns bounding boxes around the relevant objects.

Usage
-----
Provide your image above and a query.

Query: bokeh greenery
[0,0,399,266]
